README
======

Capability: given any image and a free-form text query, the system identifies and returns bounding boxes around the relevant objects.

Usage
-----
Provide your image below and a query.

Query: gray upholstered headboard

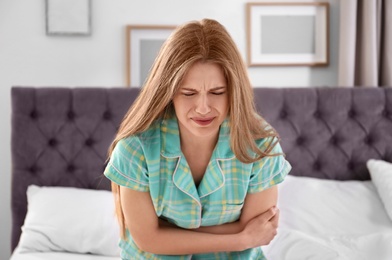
[11,86,392,251]
[11,87,139,251]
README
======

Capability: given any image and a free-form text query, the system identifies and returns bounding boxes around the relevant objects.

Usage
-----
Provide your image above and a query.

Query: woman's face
[172,61,229,141]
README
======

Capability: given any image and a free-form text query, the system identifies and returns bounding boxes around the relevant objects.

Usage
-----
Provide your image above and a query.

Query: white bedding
[10,248,120,260]
[264,175,392,260]
[11,175,392,260]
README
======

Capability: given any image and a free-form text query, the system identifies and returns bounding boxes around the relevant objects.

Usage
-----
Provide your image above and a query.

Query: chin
[189,122,222,137]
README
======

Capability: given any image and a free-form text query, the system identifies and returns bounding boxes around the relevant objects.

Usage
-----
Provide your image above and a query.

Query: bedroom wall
[0,0,339,258]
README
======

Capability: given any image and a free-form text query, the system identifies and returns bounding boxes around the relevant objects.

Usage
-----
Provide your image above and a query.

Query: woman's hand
[240,206,279,249]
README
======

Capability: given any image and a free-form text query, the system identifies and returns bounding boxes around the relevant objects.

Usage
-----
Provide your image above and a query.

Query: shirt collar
[160,115,234,159]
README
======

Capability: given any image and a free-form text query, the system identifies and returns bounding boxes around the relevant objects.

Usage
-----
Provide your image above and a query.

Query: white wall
[0,0,339,258]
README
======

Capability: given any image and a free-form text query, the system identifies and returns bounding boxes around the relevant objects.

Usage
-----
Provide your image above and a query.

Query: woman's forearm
[159,218,244,235]
[142,209,277,255]
[120,187,264,255]
[137,225,246,255]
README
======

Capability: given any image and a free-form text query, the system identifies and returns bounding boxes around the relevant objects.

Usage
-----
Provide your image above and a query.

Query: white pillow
[367,159,392,221]
[18,185,120,256]
[274,175,390,235]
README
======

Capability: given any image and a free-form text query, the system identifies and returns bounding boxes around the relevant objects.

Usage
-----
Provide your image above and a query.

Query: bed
[10,86,392,259]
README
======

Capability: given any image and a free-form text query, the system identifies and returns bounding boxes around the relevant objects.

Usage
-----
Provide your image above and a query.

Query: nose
[195,94,211,115]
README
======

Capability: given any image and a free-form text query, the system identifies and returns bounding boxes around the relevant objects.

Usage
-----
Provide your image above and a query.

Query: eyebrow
[180,86,227,91]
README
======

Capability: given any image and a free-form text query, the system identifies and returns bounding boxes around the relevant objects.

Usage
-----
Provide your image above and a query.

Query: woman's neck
[179,130,219,157]
[179,130,219,185]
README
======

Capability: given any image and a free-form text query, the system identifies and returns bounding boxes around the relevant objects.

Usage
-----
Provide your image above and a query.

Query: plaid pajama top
[104,115,291,260]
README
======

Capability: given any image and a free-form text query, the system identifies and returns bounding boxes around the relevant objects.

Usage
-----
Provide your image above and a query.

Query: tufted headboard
[11,87,139,251]
[254,87,392,180]
[11,86,392,251]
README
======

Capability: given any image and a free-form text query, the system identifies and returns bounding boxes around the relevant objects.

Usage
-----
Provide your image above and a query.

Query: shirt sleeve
[248,137,291,193]
[104,136,149,192]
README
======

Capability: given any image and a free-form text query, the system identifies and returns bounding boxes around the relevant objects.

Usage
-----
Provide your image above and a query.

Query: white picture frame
[46,0,91,36]
[246,2,329,66]
[126,25,176,87]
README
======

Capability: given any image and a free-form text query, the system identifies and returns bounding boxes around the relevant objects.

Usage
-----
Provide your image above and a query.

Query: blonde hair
[108,18,279,238]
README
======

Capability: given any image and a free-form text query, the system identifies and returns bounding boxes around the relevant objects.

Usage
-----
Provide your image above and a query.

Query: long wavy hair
[108,19,279,238]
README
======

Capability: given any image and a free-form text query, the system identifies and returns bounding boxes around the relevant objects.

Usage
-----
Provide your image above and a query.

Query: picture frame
[126,25,176,87]
[46,0,91,36]
[246,2,329,66]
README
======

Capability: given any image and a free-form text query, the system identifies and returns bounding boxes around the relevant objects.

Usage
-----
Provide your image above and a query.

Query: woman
[104,19,291,259]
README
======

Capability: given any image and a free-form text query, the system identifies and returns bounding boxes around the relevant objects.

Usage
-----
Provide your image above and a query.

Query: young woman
[104,19,291,259]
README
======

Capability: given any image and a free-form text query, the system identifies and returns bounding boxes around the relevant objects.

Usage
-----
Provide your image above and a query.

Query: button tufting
[67,165,75,172]
[296,136,305,145]
[365,136,373,145]
[313,161,321,170]
[29,165,37,174]
[103,111,111,120]
[348,110,356,118]
[348,161,355,170]
[330,136,339,145]
[48,138,57,147]
[314,111,321,118]
[30,110,38,119]
[67,111,75,120]
[279,111,287,119]
[382,110,389,117]
[85,138,94,146]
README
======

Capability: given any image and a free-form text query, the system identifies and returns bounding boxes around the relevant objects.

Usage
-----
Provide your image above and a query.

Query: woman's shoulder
[138,119,162,139]
[119,119,162,146]
[254,118,280,151]
[113,120,163,160]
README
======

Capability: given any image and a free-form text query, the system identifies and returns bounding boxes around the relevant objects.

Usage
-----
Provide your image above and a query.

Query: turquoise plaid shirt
[104,115,291,260]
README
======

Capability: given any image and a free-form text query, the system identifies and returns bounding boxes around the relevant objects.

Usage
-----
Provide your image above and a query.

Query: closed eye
[182,92,195,96]
[211,92,225,95]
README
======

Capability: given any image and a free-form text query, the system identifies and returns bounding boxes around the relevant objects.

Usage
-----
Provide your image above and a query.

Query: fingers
[262,206,278,221]
[243,206,280,248]
[270,208,280,228]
